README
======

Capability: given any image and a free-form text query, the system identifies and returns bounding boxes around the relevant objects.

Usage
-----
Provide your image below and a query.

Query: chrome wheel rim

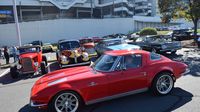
[55,93,79,112]
[156,75,173,94]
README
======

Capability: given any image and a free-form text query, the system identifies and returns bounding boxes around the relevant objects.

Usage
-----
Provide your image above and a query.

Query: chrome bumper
[181,68,190,76]
[61,61,90,68]
[30,100,47,107]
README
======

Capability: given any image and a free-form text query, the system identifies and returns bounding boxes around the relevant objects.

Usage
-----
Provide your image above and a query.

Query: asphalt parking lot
[0,48,200,112]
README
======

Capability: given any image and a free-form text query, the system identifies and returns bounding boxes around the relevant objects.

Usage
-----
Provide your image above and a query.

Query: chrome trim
[86,88,148,105]
[61,61,90,68]
[181,68,190,75]
[30,100,47,107]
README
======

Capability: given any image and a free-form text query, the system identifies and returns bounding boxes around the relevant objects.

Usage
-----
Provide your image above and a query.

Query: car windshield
[93,54,117,72]
[60,41,80,51]
[85,48,96,54]
[148,36,172,42]
[18,47,40,54]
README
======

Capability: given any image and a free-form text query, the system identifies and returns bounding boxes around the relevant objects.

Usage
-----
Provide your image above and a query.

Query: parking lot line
[0,69,9,77]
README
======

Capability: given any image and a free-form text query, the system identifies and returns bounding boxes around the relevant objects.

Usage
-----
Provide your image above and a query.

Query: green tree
[158,0,200,39]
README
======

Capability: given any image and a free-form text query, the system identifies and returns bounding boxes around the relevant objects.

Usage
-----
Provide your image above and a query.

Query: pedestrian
[12,46,18,62]
[197,37,200,48]
[4,46,10,64]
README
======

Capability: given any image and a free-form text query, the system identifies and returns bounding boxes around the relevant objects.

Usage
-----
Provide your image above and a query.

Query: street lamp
[12,0,22,46]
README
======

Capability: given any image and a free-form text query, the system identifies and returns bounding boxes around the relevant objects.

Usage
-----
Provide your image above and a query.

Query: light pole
[12,0,22,46]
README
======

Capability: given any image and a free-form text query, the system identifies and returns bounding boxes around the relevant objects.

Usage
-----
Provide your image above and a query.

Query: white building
[0,0,193,46]
[0,0,155,23]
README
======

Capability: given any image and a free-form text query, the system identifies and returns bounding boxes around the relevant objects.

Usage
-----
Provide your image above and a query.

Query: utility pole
[90,0,93,18]
[12,0,22,46]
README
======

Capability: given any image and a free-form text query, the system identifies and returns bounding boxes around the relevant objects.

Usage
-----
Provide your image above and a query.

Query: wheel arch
[151,69,176,86]
[48,88,86,106]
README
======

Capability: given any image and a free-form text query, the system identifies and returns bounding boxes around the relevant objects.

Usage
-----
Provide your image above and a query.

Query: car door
[107,54,148,96]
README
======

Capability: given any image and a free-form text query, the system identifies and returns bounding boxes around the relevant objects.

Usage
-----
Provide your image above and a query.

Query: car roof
[107,44,140,50]
[102,38,123,42]
[58,40,79,43]
[105,50,149,56]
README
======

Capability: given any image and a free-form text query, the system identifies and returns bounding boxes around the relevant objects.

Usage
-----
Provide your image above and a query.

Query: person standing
[197,37,200,48]
[4,46,10,64]
[12,46,18,62]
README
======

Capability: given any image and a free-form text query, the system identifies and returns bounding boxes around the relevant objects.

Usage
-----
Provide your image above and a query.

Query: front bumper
[30,100,47,107]
[181,68,190,76]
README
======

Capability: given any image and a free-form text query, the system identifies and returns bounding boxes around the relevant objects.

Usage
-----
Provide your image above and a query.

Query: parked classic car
[172,29,194,41]
[30,50,189,112]
[95,38,126,55]
[56,40,91,68]
[42,43,54,53]
[130,35,182,54]
[104,44,141,53]
[79,38,98,61]
[10,45,47,79]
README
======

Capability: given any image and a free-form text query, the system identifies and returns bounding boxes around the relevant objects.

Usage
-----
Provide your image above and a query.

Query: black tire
[48,91,84,112]
[41,61,47,75]
[10,65,19,79]
[151,72,174,96]
[42,56,48,66]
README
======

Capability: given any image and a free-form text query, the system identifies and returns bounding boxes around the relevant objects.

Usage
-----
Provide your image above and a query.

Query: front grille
[21,58,34,72]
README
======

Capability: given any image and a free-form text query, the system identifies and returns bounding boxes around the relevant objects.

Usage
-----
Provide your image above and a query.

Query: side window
[124,54,142,69]
[150,52,161,60]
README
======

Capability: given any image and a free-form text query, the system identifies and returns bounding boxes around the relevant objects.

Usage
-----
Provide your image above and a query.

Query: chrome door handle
[88,82,98,87]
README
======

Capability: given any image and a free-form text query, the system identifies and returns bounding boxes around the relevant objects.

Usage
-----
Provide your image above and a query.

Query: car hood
[37,66,95,84]
[19,52,38,59]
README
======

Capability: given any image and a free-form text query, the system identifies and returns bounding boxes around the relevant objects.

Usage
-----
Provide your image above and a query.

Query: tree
[158,0,200,40]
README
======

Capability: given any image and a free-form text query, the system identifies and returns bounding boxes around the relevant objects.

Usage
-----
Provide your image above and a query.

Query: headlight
[61,55,67,62]
[82,52,89,58]
[17,64,22,69]
[162,45,167,49]
[48,78,68,86]
[34,62,38,67]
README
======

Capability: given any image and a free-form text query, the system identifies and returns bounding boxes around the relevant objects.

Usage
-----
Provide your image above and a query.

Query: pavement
[0,48,200,112]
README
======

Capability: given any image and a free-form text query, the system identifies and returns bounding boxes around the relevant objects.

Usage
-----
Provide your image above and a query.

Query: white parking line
[0,69,9,77]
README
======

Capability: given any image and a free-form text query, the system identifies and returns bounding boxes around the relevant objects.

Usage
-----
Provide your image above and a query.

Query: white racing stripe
[0,69,9,77]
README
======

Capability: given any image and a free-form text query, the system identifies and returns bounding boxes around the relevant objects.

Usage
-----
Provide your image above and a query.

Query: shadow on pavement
[19,87,192,112]
[0,72,42,85]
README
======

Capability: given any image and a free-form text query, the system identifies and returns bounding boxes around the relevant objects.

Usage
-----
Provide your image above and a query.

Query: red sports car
[30,50,189,112]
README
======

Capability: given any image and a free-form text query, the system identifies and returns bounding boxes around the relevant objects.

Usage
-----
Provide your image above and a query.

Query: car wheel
[10,65,19,79]
[151,72,174,95]
[42,56,48,66]
[48,91,83,112]
[41,61,47,75]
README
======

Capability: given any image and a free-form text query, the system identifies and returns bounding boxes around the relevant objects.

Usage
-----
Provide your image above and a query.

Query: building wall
[0,18,134,46]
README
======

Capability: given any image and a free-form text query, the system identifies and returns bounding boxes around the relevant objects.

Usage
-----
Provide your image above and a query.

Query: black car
[30,40,43,46]
[129,35,182,54]
[95,38,126,55]
[172,29,194,41]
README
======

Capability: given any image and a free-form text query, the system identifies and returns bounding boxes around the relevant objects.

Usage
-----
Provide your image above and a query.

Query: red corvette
[30,50,189,112]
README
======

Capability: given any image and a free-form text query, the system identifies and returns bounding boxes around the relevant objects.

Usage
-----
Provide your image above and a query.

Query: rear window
[150,53,161,60]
